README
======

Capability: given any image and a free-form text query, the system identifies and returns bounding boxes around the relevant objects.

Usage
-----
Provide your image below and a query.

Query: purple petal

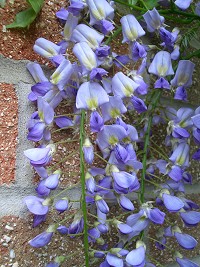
[119,195,134,211]
[126,246,145,266]
[29,232,53,248]
[168,165,183,182]
[176,257,199,267]
[118,223,133,234]
[162,193,184,212]
[55,199,69,212]
[112,171,136,188]
[24,196,48,215]
[180,211,200,226]
[147,208,165,224]
[175,232,197,250]
[106,253,123,267]
[24,147,50,162]
[44,174,59,190]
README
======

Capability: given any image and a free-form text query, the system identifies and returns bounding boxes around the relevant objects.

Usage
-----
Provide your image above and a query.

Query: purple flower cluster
[23,0,200,266]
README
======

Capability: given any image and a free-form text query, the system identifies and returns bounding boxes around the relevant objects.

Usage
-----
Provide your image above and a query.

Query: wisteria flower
[120,14,145,43]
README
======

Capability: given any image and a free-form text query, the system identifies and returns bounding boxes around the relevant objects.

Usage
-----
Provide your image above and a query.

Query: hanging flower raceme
[148,51,174,89]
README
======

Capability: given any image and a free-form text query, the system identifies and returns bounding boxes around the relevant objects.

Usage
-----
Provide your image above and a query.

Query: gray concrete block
[0,55,33,84]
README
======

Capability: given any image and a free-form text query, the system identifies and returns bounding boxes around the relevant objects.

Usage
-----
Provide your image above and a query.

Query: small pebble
[3,235,11,243]
[12,263,19,267]
[5,225,14,231]
[10,249,15,259]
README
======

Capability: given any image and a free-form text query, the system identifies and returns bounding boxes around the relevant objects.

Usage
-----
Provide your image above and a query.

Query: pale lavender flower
[171,60,195,88]
[126,243,146,266]
[71,24,104,49]
[148,51,174,77]
[83,138,94,164]
[73,42,98,71]
[33,38,62,60]
[63,13,78,41]
[24,196,49,215]
[169,142,190,167]
[175,0,193,10]
[29,231,53,248]
[50,59,73,91]
[112,72,139,98]
[120,14,145,43]
[86,0,114,25]
[76,81,109,110]
[143,8,165,32]
[100,96,127,122]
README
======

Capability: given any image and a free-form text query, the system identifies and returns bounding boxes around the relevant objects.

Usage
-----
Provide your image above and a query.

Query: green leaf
[6,7,36,28]
[145,0,158,9]
[6,0,44,28]
[128,0,138,5]
[0,0,6,8]
[27,0,43,13]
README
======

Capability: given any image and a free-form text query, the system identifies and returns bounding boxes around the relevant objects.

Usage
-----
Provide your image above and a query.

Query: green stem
[139,0,148,10]
[80,110,89,267]
[140,90,162,204]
